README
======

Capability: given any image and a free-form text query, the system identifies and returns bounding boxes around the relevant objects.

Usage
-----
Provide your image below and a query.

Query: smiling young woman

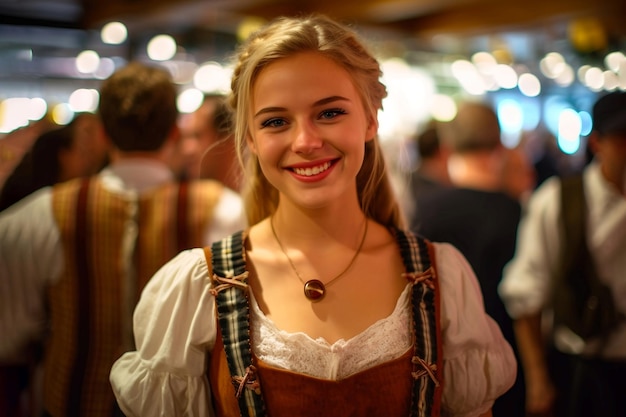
[248,51,376,215]
[110,14,515,417]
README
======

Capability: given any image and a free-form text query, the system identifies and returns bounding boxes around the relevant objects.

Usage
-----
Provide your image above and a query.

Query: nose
[291,121,322,154]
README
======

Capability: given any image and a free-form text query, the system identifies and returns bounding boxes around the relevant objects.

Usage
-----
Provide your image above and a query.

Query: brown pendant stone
[303,279,326,301]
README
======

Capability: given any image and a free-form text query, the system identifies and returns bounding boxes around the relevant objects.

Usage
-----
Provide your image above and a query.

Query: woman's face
[248,51,377,211]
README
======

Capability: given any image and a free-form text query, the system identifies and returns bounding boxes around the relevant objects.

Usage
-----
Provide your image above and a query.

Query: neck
[272,204,367,247]
[269,211,369,302]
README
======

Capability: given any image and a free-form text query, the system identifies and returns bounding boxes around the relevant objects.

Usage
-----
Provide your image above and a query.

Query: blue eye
[319,108,346,120]
[261,118,287,128]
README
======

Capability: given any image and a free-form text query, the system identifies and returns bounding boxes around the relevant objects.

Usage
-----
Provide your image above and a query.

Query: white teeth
[294,161,331,176]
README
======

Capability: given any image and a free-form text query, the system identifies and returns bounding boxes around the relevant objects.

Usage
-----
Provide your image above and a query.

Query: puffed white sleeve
[110,248,217,417]
[436,243,517,417]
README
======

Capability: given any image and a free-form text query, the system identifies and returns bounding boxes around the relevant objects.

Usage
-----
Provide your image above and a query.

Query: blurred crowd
[0,54,624,417]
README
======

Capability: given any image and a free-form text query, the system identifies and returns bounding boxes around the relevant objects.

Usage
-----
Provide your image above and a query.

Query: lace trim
[250,284,413,380]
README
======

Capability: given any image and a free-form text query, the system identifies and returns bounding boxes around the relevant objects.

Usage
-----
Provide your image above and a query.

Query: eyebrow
[253,95,350,118]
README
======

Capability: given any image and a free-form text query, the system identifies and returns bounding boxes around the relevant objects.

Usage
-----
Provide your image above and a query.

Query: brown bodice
[208,332,414,417]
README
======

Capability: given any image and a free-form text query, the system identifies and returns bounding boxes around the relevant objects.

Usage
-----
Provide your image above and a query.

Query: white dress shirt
[499,161,626,358]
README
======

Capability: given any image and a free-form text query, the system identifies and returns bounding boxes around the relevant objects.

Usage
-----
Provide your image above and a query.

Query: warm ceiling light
[177,88,204,113]
[101,22,128,45]
[76,50,100,74]
[69,88,99,112]
[147,34,177,61]
[518,73,541,97]
[28,98,48,121]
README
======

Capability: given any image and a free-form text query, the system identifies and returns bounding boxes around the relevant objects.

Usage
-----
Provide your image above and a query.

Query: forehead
[251,51,360,109]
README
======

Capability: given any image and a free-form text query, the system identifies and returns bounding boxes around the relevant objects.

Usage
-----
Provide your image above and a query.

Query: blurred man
[176,94,242,190]
[500,91,626,417]
[407,119,452,229]
[0,62,245,417]
[414,101,526,417]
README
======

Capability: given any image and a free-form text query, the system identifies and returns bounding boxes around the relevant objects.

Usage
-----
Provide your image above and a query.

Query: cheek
[248,129,286,158]
[608,143,626,166]
[253,139,282,170]
[602,144,626,186]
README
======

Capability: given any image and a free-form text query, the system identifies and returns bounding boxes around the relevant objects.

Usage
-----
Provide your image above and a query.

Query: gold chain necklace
[270,215,368,302]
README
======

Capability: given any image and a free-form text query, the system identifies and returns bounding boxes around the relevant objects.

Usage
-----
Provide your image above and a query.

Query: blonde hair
[229,14,403,228]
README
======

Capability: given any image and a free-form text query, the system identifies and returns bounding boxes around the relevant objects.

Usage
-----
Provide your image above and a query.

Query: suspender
[210,231,265,417]
[395,229,444,416]
[554,175,621,343]
[209,229,442,417]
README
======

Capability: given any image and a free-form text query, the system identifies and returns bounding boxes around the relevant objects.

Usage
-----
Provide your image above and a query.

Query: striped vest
[45,177,223,417]
[206,229,443,417]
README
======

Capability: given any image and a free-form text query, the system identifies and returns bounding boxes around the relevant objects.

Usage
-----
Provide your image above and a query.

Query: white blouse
[110,241,516,417]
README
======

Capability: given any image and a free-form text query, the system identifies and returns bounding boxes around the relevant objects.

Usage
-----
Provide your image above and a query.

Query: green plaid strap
[211,231,266,417]
[395,229,443,417]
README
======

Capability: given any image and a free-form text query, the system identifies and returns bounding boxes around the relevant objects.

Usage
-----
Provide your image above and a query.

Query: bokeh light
[101,22,128,45]
[147,34,177,61]
[69,89,99,112]
[193,62,231,93]
[51,103,75,125]
[497,99,524,148]
[76,50,101,74]
[518,73,541,97]
[430,94,457,122]
[177,88,204,113]
[557,108,582,154]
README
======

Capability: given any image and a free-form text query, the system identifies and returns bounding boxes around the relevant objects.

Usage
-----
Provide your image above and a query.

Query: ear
[365,113,378,142]
[587,131,600,155]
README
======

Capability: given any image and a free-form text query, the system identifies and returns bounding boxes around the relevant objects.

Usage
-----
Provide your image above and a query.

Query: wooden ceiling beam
[77,0,626,41]
[380,0,625,38]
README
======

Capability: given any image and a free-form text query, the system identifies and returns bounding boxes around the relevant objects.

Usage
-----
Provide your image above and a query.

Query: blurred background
[1,0,625,186]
